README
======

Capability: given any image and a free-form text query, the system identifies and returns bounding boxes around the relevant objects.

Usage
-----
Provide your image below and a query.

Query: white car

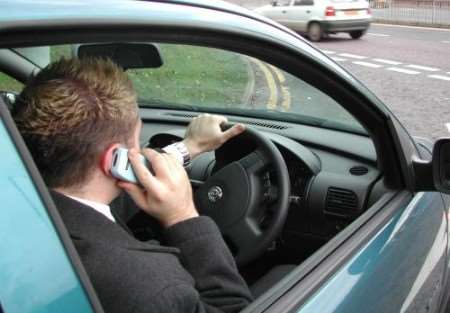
[255,0,372,41]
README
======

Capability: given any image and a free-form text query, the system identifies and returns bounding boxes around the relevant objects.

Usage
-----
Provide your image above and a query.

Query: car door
[263,0,295,28]
[261,137,449,312]
[279,191,448,313]
[289,0,316,32]
[2,3,449,313]
[0,97,101,313]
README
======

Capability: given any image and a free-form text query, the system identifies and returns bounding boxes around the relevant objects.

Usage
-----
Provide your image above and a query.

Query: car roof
[0,0,299,38]
[0,0,319,69]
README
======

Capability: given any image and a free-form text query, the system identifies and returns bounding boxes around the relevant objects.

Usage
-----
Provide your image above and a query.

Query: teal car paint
[298,192,448,313]
[0,119,94,313]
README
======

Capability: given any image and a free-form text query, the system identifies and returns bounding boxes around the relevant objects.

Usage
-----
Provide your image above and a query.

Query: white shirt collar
[66,194,116,223]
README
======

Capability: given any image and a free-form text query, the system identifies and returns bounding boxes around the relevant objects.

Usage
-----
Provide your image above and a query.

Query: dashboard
[140,108,382,255]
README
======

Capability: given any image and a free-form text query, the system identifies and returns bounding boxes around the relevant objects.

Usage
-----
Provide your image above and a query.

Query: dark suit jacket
[51,191,252,313]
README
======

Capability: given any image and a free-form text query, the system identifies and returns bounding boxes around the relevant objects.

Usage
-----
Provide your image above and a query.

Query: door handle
[306,10,311,13]
[282,10,287,13]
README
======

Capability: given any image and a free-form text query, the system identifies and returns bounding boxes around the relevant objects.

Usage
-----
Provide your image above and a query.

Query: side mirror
[413,138,450,194]
[432,138,450,193]
[271,0,278,6]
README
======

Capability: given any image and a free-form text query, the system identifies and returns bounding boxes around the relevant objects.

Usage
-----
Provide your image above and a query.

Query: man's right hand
[117,148,199,228]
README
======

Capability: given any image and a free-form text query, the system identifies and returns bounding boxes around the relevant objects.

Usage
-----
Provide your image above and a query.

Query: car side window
[0,72,23,93]
[0,45,72,97]
[294,0,314,5]
[274,0,292,6]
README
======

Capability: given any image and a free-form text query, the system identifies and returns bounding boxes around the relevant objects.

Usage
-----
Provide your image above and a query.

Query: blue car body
[0,109,95,313]
[0,1,449,313]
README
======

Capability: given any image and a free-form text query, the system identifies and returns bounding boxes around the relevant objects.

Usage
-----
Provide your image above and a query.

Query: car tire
[308,22,323,42]
[349,30,366,39]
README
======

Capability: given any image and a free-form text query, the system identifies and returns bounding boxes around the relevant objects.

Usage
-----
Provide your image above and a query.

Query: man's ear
[100,143,122,177]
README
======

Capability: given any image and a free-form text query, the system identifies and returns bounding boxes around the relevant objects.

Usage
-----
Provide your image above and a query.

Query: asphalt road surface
[313,24,450,140]
[228,1,450,140]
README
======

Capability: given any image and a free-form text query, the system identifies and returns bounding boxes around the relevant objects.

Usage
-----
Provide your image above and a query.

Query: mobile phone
[110,147,153,184]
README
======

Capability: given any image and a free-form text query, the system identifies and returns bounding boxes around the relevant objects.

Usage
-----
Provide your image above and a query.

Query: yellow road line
[270,65,291,111]
[269,65,285,84]
[251,58,278,110]
[280,85,291,111]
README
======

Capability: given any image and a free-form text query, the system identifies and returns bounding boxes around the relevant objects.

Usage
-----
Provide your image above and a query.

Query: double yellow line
[250,58,291,111]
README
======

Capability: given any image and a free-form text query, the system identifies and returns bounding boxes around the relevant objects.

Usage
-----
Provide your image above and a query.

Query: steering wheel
[194,126,290,266]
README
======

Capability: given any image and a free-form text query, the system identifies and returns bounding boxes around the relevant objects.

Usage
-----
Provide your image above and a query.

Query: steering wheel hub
[195,162,252,229]
[208,186,223,203]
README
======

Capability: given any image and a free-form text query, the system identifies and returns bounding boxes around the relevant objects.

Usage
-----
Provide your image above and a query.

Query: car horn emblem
[208,186,223,203]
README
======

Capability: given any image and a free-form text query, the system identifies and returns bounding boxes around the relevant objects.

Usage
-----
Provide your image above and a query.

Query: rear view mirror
[73,43,163,70]
[432,138,450,193]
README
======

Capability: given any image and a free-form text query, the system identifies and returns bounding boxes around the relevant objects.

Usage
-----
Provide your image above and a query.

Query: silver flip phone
[110,147,152,184]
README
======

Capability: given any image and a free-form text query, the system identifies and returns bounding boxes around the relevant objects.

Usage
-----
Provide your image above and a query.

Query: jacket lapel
[50,190,179,255]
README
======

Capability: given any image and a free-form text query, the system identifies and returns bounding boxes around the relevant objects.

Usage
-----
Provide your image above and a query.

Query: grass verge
[1,44,250,108]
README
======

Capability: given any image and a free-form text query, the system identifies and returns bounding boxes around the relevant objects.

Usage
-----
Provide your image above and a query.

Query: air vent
[349,166,368,176]
[165,112,199,119]
[325,187,358,216]
[163,112,289,130]
[244,120,288,129]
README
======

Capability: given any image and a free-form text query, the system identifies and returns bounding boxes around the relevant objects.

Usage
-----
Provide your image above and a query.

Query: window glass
[38,43,365,135]
[0,73,23,93]
[276,0,292,6]
[129,44,365,134]
[129,45,249,108]
[0,45,71,95]
[294,0,314,5]
[50,45,72,62]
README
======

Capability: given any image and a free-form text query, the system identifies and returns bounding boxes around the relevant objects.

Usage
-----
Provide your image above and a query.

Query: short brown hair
[13,58,139,188]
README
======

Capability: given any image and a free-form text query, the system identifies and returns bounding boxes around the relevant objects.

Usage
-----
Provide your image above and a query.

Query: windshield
[128,44,366,135]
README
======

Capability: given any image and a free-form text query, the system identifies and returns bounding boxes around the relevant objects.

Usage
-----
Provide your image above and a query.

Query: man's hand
[183,114,245,159]
[118,148,198,228]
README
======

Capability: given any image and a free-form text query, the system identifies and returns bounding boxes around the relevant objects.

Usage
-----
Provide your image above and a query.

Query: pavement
[372,7,450,28]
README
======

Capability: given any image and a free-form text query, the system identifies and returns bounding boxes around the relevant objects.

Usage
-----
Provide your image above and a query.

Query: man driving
[12,57,252,313]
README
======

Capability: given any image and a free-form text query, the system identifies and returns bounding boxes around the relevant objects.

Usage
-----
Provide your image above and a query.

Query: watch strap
[162,142,191,167]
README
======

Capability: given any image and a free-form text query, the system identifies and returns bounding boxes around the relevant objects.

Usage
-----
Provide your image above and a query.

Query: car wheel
[308,22,323,42]
[349,30,366,39]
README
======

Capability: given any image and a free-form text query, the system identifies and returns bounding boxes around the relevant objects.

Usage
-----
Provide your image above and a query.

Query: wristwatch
[162,141,191,167]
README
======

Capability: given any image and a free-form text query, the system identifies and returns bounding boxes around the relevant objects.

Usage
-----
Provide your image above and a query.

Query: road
[228,0,450,139]
[313,24,450,139]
